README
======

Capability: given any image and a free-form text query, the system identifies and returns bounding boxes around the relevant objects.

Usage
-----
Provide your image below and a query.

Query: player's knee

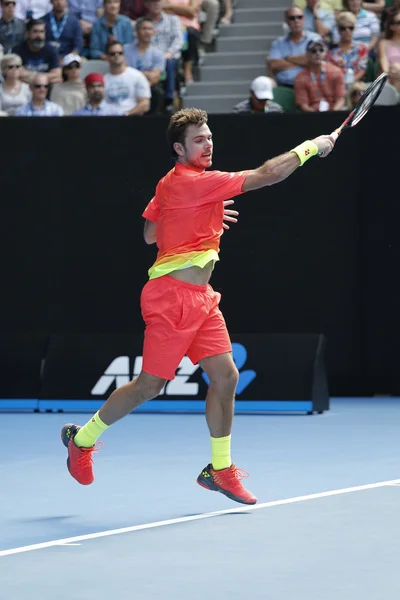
[213,365,239,394]
[133,372,165,401]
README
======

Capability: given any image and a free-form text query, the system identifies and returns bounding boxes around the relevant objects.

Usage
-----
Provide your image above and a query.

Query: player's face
[181,124,213,170]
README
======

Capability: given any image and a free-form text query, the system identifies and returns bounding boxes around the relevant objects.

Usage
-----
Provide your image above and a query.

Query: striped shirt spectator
[331,0,380,50]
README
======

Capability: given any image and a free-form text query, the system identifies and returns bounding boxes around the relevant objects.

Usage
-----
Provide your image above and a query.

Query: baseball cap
[84,72,105,87]
[63,53,82,67]
[306,39,325,51]
[250,76,274,101]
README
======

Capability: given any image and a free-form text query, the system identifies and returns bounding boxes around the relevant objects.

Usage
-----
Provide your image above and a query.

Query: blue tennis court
[1,398,400,599]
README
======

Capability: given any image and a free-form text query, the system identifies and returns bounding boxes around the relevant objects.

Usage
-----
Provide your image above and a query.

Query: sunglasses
[288,14,303,20]
[310,47,325,53]
[393,20,400,24]
[4,2,16,5]
[7,64,21,69]
[66,63,80,68]
[108,51,123,56]
[339,25,355,30]
[33,84,49,88]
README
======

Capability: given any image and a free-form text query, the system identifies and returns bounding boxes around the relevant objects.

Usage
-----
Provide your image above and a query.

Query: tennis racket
[330,72,388,142]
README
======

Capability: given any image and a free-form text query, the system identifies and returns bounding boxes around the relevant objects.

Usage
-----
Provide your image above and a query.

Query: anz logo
[91,343,256,396]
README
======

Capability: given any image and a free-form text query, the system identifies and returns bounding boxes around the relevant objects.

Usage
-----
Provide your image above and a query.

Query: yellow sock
[211,435,232,470]
[74,411,109,448]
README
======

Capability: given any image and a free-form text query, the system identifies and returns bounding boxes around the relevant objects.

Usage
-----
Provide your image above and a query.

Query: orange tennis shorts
[140,275,232,380]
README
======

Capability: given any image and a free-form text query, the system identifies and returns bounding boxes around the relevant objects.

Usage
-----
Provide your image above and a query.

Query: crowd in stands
[0,0,232,115]
[234,0,400,114]
[0,0,399,116]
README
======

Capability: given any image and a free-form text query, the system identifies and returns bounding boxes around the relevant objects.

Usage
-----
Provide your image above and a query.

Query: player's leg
[187,290,257,504]
[61,276,196,485]
[61,372,166,485]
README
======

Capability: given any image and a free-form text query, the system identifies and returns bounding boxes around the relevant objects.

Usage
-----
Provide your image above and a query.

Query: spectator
[220,0,233,25]
[363,0,385,17]
[68,0,103,39]
[381,0,400,32]
[49,52,86,114]
[378,9,400,90]
[302,0,336,39]
[0,0,25,54]
[268,6,322,87]
[326,12,368,82]
[200,0,219,47]
[13,18,62,83]
[162,0,201,84]
[14,0,51,20]
[347,79,367,105]
[119,0,145,22]
[104,39,150,114]
[233,76,283,114]
[294,39,346,111]
[143,0,183,110]
[90,0,133,59]
[0,53,31,115]
[73,71,122,114]
[331,0,380,53]
[293,0,343,11]
[43,0,83,59]
[15,71,63,114]
[124,16,165,111]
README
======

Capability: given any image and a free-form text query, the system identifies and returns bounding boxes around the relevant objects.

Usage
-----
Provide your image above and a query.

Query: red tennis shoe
[197,463,257,505]
[61,424,102,485]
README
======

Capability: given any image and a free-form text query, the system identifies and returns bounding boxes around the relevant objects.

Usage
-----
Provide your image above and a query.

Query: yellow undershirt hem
[148,249,219,280]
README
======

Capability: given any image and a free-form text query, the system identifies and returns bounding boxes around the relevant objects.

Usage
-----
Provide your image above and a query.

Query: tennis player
[61,108,335,505]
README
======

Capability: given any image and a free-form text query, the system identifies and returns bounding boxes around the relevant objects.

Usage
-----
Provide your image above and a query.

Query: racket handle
[330,130,340,142]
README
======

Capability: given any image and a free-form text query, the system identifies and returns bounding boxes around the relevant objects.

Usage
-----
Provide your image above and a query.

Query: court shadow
[16,515,77,523]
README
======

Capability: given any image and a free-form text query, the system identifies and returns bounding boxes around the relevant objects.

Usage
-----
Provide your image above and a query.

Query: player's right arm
[242,135,335,192]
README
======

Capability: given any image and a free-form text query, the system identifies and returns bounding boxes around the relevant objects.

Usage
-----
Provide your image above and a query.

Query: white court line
[1,478,399,558]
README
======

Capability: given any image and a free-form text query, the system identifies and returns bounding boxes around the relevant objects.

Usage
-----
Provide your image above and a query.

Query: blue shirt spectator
[90,12,133,59]
[42,0,83,58]
[269,31,322,86]
[16,98,63,114]
[68,0,103,24]
[303,6,336,35]
[124,40,165,72]
[13,38,59,72]
[73,100,121,114]
[0,0,25,54]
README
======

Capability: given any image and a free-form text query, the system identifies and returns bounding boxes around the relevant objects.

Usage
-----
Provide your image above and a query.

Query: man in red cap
[72,72,122,115]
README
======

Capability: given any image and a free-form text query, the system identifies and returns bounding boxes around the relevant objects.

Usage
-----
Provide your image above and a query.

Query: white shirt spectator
[0,81,31,115]
[14,0,52,21]
[104,66,151,113]
[15,98,63,115]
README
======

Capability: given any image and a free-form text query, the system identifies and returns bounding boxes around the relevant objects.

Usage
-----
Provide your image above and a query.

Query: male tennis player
[61,108,335,505]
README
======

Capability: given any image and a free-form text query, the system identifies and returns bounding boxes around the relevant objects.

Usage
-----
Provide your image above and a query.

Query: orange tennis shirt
[142,162,250,279]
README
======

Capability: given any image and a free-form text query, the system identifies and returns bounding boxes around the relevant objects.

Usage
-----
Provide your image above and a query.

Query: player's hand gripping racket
[330,72,388,142]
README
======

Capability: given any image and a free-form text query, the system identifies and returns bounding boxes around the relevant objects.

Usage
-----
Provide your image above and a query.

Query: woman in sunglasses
[326,12,368,83]
[0,53,31,115]
[378,10,400,91]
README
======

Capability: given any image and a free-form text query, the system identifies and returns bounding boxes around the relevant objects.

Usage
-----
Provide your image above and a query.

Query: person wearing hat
[233,76,283,114]
[72,71,122,115]
[294,39,346,112]
[50,53,87,115]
